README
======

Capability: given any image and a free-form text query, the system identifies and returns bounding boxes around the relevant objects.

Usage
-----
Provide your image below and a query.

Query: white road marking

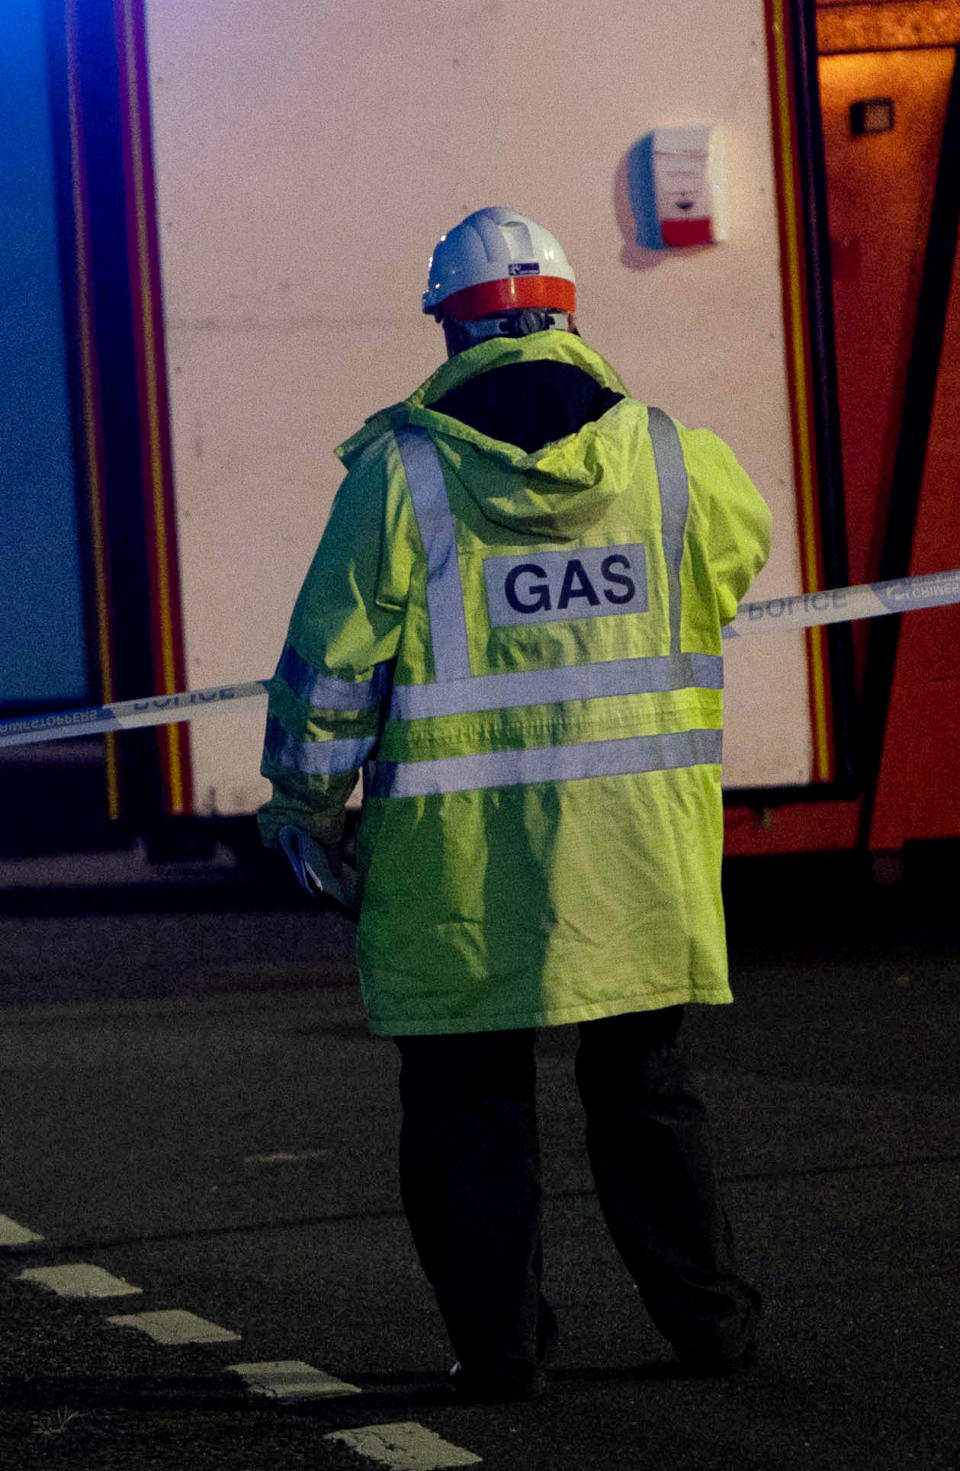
[0,1214,44,1246]
[107,1309,240,1345]
[243,1150,330,1165]
[324,1422,482,1469]
[228,1359,361,1399]
[18,1264,142,1299]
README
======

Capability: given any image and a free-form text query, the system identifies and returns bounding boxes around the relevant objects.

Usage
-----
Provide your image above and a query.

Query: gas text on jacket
[484,545,648,626]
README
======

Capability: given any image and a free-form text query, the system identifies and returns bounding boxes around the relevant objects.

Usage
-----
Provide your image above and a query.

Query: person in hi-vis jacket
[259,207,770,1401]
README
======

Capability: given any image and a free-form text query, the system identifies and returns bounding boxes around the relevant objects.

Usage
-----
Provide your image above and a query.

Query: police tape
[2,567,959,749]
[0,681,271,750]
[722,567,960,637]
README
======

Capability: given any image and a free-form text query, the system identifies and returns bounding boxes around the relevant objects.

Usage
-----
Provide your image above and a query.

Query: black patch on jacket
[430,360,625,455]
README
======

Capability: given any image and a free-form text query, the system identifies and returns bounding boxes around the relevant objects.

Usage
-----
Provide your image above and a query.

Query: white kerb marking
[0,1215,44,1246]
[228,1360,360,1400]
[324,1422,482,1469]
[107,1310,240,1345]
[243,1150,330,1166]
[18,1264,142,1299]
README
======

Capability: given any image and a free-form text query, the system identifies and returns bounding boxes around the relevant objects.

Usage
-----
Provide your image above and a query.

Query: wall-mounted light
[626,127,727,251]
[850,98,895,136]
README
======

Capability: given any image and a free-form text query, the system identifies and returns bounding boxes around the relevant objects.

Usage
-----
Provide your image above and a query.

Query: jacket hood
[335,333,639,541]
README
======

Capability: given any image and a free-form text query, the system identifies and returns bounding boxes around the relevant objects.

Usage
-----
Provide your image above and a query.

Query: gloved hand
[278,826,360,917]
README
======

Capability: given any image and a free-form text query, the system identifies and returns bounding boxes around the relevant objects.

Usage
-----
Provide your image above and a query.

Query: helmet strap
[442,310,571,357]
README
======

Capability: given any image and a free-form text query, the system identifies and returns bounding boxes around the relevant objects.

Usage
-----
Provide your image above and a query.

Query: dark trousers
[395,1007,760,1389]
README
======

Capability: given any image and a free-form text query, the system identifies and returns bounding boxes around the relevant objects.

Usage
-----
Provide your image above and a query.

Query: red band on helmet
[438,275,576,321]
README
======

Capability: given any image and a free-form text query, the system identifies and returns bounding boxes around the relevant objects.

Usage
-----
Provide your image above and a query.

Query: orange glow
[818,2,960,54]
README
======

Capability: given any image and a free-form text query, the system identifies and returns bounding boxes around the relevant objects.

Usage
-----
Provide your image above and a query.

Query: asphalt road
[1,855,958,1470]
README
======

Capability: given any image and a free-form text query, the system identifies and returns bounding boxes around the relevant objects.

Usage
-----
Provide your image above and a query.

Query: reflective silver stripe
[395,427,472,681]
[275,644,381,711]
[389,652,722,720]
[369,727,721,798]
[647,407,689,654]
[265,716,376,775]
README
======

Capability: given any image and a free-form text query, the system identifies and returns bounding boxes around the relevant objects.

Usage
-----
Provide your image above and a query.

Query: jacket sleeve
[683,427,772,626]
[257,438,414,848]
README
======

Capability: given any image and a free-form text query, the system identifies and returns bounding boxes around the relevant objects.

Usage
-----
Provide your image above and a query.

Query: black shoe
[445,1361,546,1403]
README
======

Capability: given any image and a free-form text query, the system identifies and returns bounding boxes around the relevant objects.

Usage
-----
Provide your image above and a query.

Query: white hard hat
[423,207,576,320]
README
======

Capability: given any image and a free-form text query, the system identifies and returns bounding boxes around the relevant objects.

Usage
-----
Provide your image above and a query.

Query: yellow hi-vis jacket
[258,332,771,1035]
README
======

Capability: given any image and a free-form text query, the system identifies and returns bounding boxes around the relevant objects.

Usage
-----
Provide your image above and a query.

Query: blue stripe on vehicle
[647,407,689,655]
[388,652,723,720]
[369,727,721,798]
[264,716,377,775]
[395,427,473,682]
[275,644,381,711]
